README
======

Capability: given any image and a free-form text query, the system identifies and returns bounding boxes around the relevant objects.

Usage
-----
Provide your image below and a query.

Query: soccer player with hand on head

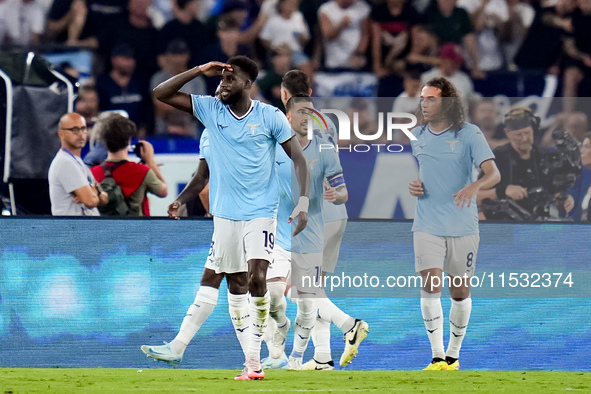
[144,56,310,381]
[409,77,500,371]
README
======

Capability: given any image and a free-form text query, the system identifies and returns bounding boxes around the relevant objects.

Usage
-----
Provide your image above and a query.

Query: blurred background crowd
[0,0,591,220]
[2,0,591,136]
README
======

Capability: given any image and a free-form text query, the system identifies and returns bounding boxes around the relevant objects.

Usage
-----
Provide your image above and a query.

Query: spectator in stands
[458,0,507,72]
[150,39,205,136]
[158,0,210,68]
[9,0,45,48]
[196,16,246,93]
[393,68,422,115]
[540,111,589,148]
[75,84,100,127]
[370,0,420,77]
[421,43,474,99]
[562,0,591,113]
[47,0,91,46]
[319,0,371,70]
[255,44,293,112]
[0,0,19,49]
[259,0,312,75]
[422,0,485,79]
[96,43,150,136]
[47,0,126,47]
[405,24,440,73]
[235,0,275,47]
[98,0,159,84]
[514,0,574,73]
[48,112,108,216]
[567,132,591,221]
[477,106,574,219]
[91,114,167,216]
[471,98,507,149]
[501,0,535,71]
[75,84,103,165]
[299,0,326,67]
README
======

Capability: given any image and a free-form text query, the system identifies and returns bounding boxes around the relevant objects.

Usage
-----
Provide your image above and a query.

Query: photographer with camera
[90,114,168,216]
[478,106,574,220]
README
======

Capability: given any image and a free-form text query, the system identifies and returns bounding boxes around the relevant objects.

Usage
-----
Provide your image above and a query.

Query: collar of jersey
[301,138,311,151]
[228,99,254,120]
[427,124,452,136]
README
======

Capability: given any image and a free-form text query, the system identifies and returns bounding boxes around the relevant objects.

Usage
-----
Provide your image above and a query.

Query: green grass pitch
[1,369,590,393]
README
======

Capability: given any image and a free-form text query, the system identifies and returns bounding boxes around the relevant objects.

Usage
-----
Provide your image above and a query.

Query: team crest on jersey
[446,140,460,151]
[247,123,261,135]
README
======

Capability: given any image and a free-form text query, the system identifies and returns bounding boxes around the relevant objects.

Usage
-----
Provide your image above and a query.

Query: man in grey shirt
[48,112,108,215]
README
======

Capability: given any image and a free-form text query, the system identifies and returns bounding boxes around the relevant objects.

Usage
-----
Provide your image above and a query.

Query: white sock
[446,297,472,359]
[311,317,332,363]
[247,291,270,361]
[267,281,288,327]
[290,297,316,358]
[420,290,445,360]
[264,315,277,352]
[316,296,355,334]
[228,291,250,357]
[171,286,218,355]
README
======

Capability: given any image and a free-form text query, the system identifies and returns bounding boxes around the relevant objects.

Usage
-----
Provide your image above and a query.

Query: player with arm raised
[150,56,310,381]
[409,77,500,371]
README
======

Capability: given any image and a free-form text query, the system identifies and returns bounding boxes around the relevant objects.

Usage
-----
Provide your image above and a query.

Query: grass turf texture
[1,369,590,393]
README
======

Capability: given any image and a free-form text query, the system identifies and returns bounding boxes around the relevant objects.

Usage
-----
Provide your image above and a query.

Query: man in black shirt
[477,106,574,219]
[563,0,591,112]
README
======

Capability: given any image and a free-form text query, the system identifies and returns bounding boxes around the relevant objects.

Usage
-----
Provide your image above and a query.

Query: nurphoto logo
[303,102,418,153]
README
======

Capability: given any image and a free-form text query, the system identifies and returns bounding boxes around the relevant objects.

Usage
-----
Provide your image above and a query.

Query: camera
[482,129,581,221]
[128,141,145,162]
[541,129,581,193]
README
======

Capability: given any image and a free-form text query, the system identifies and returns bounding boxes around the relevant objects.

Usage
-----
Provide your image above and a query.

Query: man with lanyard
[48,112,108,215]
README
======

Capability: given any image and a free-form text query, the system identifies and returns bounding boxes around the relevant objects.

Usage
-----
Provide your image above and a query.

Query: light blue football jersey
[191,95,293,220]
[317,114,348,223]
[410,122,494,236]
[275,135,343,253]
[199,129,209,162]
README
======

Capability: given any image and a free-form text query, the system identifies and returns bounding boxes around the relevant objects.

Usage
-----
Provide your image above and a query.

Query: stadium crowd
[1,0,590,133]
[1,0,591,220]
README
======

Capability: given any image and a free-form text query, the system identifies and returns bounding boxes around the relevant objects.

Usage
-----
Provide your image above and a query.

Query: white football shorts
[205,216,276,274]
[414,232,479,278]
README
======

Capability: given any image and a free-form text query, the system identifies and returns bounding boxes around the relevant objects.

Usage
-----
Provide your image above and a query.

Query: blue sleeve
[191,95,216,129]
[469,127,495,168]
[199,129,209,160]
[269,107,293,144]
[321,145,345,186]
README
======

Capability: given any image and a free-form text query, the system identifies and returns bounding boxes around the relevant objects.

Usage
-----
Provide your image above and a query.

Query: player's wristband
[289,196,309,219]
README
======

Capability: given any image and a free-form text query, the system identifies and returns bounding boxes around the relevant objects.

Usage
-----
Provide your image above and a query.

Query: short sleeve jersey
[191,95,293,220]
[410,122,494,236]
[275,135,343,253]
